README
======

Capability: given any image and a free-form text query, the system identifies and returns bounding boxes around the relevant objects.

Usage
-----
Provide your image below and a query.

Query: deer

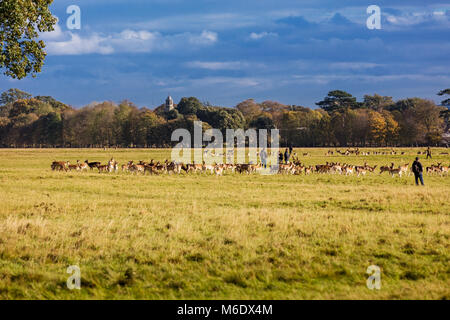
[68,161,80,171]
[202,161,215,174]
[380,164,393,174]
[78,160,89,172]
[122,161,133,172]
[439,164,449,176]
[51,161,69,172]
[389,165,403,178]
[355,166,367,177]
[399,164,409,176]
[214,164,225,176]
[130,163,145,174]
[86,160,101,170]
[342,165,354,176]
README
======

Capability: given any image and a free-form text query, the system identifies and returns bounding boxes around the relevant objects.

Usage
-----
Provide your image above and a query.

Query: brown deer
[51,161,69,172]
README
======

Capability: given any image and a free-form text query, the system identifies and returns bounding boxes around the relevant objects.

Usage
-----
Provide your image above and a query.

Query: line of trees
[0,88,448,148]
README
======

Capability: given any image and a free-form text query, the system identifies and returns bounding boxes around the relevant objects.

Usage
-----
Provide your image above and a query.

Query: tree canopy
[316,90,359,113]
[0,0,57,79]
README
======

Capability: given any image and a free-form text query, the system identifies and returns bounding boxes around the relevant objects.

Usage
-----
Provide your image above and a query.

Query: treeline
[0,88,449,148]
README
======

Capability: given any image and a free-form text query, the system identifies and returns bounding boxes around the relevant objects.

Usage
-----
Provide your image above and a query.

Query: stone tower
[165,95,174,112]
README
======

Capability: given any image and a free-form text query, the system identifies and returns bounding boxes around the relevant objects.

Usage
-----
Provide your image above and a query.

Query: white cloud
[330,62,382,70]
[249,32,278,40]
[385,11,449,27]
[188,30,218,45]
[43,27,218,55]
[45,33,114,55]
[186,61,245,70]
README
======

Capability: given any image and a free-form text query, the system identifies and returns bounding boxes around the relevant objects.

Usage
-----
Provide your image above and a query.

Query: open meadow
[0,148,449,300]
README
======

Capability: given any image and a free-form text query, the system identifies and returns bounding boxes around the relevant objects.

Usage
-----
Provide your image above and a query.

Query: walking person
[289,145,293,155]
[284,148,290,164]
[426,147,432,159]
[412,157,424,186]
[278,151,284,165]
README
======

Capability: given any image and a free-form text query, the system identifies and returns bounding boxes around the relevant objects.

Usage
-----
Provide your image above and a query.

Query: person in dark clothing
[284,148,290,164]
[278,151,284,164]
[412,157,424,186]
[289,145,293,155]
[426,147,432,159]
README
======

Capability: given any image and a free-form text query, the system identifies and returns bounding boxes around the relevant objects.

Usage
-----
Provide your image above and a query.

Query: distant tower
[165,95,174,112]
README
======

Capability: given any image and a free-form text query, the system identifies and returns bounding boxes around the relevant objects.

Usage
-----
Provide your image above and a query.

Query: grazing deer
[78,160,89,172]
[236,164,253,174]
[97,159,115,173]
[343,165,354,176]
[389,166,403,178]
[122,161,133,172]
[86,160,101,170]
[304,166,313,175]
[166,162,182,175]
[130,163,145,174]
[202,161,215,174]
[399,164,409,176]
[355,166,367,177]
[51,161,69,172]
[439,164,449,176]
[380,165,392,174]
[68,161,80,171]
[214,164,225,176]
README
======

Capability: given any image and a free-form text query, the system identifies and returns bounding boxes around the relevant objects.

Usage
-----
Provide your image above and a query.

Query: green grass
[0,148,449,300]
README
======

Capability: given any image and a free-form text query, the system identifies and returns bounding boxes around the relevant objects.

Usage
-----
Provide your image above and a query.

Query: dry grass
[0,148,449,300]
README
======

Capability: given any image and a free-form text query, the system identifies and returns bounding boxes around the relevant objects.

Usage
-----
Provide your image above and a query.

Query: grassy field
[0,148,449,300]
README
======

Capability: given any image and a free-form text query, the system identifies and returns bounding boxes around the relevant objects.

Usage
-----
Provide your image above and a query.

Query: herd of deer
[425,163,450,176]
[326,148,449,157]
[50,158,449,177]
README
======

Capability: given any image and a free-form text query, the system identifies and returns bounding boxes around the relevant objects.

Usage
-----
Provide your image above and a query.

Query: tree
[177,97,203,115]
[316,90,359,113]
[352,109,370,146]
[368,111,387,145]
[438,89,450,130]
[249,115,275,130]
[414,99,444,145]
[0,0,57,79]
[363,94,394,111]
[382,110,399,146]
[236,99,262,122]
[330,109,357,146]
[0,88,32,105]
[438,89,450,107]
[35,95,69,111]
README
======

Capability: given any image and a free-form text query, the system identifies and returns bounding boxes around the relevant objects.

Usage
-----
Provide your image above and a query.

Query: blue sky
[1,0,449,108]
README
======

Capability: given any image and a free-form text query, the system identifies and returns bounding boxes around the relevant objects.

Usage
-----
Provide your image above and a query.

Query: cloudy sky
[1,0,449,108]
